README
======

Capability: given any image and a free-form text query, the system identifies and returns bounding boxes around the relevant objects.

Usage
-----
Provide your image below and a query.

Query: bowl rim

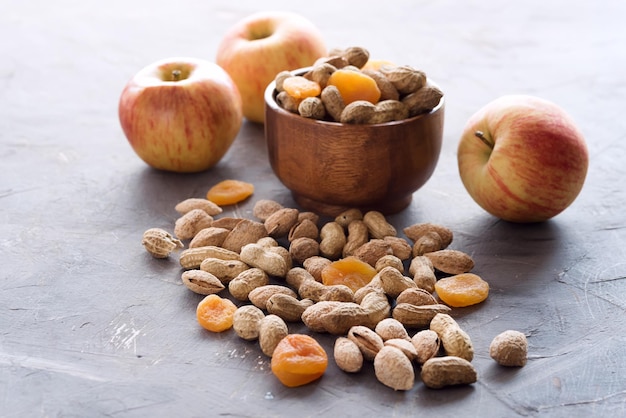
[264,66,445,128]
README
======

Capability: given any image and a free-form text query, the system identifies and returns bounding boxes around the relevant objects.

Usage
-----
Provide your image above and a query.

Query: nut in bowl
[264,67,445,216]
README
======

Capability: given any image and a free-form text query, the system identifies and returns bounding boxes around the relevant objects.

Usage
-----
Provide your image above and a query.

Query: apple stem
[171,69,182,81]
[475,130,494,149]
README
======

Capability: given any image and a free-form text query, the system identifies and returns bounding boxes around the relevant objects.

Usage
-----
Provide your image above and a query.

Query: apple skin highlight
[457,95,589,223]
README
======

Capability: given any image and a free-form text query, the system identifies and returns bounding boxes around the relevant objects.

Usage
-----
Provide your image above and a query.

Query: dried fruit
[206,179,254,206]
[327,68,381,105]
[271,334,328,387]
[144,195,493,392]
[435,273,489,307]
[274,47,441,124]
[282,76,321,99]
[362,59,396,71]
[196,294,237,333]
[321,257,378,292]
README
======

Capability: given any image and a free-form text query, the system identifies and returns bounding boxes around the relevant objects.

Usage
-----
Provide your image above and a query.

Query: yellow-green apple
[118,57,242,173]
[216,11,327,123]
[457,95,588,223]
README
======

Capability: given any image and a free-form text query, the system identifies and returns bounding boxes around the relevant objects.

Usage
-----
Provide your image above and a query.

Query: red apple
[457,95,589,223]
[216,11,327,124]
[118,57,242,173]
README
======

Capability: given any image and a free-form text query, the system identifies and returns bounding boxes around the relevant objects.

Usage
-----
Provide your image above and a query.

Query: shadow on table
[462,214,564,279]
[122,121,278,221]
[447,215,567,319]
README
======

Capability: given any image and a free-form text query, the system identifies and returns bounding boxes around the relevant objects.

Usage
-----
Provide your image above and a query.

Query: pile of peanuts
[142,197,527,390]
[274,46,444,124]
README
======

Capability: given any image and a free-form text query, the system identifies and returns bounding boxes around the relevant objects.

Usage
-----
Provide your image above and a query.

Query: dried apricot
[362,59,396,71]
[206,179,254,206]
[196,294,237,332]
[434,273,489,308]
[327,69,381,105]
[271,334,328,387]
[321,256,377,292]
[282,76,321,99]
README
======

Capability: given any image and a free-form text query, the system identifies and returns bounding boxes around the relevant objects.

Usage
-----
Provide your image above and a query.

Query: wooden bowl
[264,71,445,216]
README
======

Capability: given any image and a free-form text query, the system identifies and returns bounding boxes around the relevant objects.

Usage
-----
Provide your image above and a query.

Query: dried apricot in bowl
[206,179,254,206]
[282,76,321,99]
[434,273,489,308]
[196,294,237,332]
[321,257,378,292]
[271,334,328,387]
[327,69,381,105]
